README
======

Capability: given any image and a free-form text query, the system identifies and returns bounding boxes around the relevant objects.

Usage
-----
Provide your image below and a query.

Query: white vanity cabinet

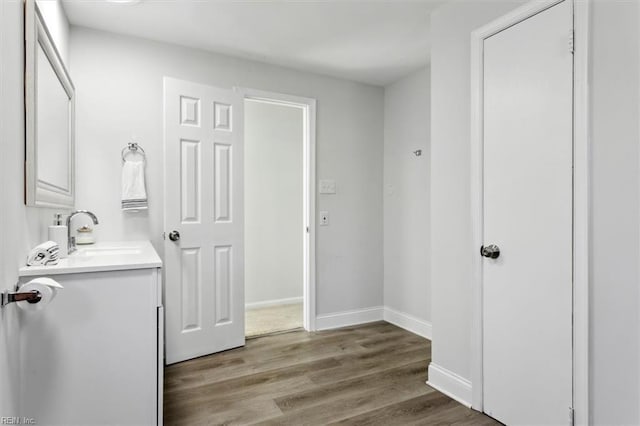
[18,241,163,426]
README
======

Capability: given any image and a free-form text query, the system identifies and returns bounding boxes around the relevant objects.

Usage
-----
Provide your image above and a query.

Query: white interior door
[164,77,244,364]
[482,1,573,424]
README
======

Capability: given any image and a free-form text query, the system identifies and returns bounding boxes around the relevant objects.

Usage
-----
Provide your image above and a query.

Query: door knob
[480,244,500,259]
[169,231,180,242]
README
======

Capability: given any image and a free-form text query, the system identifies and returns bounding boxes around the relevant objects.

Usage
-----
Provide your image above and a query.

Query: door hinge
[569,407,575,426]
[306,226,310,233]
[569,29,575,54]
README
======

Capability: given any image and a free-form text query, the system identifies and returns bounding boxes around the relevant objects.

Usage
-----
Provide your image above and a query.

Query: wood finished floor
[164,322,500,425]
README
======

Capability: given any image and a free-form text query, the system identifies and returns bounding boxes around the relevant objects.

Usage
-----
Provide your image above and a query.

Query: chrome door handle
[169,231,180,242]
[480,244,500,259]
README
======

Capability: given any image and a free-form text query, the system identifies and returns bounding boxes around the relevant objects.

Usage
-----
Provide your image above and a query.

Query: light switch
[319,179,336,194]
[319,211,329,226]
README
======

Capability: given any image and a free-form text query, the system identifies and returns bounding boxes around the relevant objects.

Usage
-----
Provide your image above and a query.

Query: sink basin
[19,241,162,276]
[76,247,142,256]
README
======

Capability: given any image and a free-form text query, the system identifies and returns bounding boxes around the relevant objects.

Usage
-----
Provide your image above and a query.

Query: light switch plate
[319,179,336,194]
[319,211,329,226]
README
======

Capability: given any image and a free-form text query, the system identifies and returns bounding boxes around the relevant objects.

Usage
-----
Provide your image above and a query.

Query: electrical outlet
[319,211,329,226]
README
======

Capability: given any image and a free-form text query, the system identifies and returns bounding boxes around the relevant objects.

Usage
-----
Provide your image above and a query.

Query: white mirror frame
[25,0,75,208]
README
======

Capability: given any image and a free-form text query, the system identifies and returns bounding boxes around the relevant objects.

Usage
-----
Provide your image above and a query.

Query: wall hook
[413,149,422,157]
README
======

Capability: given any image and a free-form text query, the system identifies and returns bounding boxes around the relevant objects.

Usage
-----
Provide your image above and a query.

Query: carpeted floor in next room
[245,302,303,338]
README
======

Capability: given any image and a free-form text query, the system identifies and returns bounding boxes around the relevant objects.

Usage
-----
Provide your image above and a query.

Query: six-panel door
[164,78,244,364]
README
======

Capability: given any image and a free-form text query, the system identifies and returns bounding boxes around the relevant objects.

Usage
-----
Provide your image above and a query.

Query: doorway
[244,98,303,337]
[243,89,317,338]
[470,0,581,424]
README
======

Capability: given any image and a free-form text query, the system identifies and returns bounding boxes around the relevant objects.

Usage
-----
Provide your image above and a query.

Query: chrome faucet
[66,210,99,254]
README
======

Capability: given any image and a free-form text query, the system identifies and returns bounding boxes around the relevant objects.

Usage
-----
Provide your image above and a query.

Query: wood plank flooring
[164,321,500,425]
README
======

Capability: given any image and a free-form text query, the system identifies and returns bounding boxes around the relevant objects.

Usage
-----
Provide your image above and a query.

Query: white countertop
[19,241,162,277]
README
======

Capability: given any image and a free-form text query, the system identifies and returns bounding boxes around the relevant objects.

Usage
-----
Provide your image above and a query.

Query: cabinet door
[20,269,158,425]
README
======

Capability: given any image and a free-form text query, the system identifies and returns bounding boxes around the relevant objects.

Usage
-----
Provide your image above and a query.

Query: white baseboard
[427,362,472,408]
[383,307,432,340]
[245,296,303,310]
[315,306,384,331]
[314,306,432,339]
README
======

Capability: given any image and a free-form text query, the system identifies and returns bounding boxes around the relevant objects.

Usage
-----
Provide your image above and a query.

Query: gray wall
[70,26,385,316]
[0,1,72,415]
[430,0,527,381]
[0,0,24,416]
[245,100,304,305]
[383,66,431,323]
[590,1,640,423]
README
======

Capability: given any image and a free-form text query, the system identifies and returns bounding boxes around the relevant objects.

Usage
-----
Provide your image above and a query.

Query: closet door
[481,1,573,424]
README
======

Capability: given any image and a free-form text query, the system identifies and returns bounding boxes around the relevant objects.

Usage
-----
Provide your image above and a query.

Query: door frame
[238,87,317,332]
[469,0,590,423]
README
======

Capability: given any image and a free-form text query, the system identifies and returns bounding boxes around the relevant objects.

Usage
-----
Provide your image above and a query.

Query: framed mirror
[25,0,75,208]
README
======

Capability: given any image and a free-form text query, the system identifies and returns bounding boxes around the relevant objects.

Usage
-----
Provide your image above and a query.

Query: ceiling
[62,0,445,87]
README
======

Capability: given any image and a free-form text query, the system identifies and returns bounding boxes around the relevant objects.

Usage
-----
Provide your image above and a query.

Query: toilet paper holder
[1,290,42,307]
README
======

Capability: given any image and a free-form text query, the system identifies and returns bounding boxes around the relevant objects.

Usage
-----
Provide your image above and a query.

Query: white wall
[431,0,640,423]
[383,66,431,324]
[245,100,303,306]
[70,27,384,316]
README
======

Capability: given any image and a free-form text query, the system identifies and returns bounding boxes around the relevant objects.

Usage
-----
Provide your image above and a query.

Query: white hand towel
[122,160,148,211]
[26,241,60,266]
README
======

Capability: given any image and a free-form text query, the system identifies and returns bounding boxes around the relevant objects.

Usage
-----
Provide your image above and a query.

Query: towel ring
[121,142,146,163]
